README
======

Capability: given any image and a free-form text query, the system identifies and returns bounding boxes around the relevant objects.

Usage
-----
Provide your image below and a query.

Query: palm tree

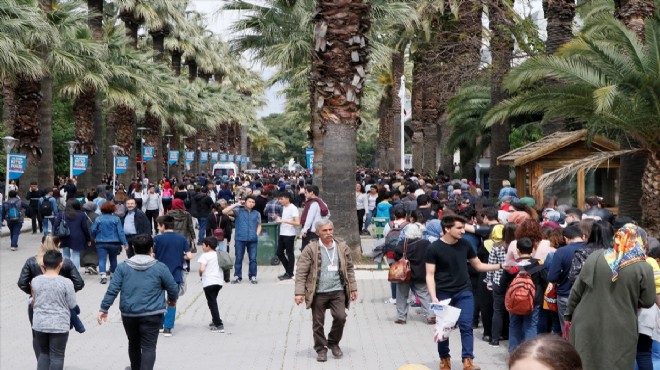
[484,14,660,234]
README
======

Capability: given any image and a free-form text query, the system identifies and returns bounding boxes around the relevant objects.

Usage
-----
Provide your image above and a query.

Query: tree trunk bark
[640,150,660,236]
[171,50,182,76]
[144,110,161,183]
[2,78,15,132]
[13,78,42,187]
[74,88,98,189]
[388,49,404,170]
[240,125,248,172]
[438,112,453,175]
[39,75,54,186]
[411,56,424,171]
[376,93,390,169]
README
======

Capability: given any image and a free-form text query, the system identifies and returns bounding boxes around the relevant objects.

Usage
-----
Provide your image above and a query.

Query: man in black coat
[122,198,151,258]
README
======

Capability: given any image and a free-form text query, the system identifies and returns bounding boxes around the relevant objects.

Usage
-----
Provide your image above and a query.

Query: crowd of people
[2,167,660,370]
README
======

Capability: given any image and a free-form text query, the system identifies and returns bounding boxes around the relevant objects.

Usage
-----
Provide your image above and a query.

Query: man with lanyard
[223,195,262,284]
[122,198,151,258]
[26,181,43,234]
[295,219,357,362]
[426,214,505,370]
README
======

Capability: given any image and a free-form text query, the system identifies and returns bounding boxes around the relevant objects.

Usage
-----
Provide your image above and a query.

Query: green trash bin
[257,222,280,266]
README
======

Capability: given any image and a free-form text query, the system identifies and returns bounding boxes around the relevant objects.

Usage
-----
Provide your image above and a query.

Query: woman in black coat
[54,199,91,270]
[207,201,233,252]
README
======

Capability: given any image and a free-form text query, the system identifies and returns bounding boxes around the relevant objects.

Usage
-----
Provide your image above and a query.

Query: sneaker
[210,324,225,333]
[278,274,293,281]
[162,328,172,337]
[384,298,396,304]
[100,277,108,284]
[87,266,98,275]
[10,247,17,251]
[250,277,258,285]
[488,340,499,347]
[159,327,164,333]
[230,277,241,284]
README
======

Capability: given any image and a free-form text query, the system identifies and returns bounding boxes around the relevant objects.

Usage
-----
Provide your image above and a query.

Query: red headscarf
[172,198,185,210]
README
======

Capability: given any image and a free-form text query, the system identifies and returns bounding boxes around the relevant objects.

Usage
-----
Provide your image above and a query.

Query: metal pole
[112,155,116,195]
[69,153,73,180]
[400,75,406,170]
[4,153,9,197]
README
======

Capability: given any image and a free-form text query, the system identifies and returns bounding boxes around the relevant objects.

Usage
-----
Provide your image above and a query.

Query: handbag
[217,249,235,271]
[543,282,558,312]
[387,239,411,283]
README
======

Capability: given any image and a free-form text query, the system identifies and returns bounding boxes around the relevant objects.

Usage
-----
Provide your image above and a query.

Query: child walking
[31,249,78,370]
[198,237,225,332]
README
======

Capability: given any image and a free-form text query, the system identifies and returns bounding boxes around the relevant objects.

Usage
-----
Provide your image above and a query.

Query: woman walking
[144,185,161,234]
[355,183,368,232]
[54,199,91,270]
[90,202,128,284]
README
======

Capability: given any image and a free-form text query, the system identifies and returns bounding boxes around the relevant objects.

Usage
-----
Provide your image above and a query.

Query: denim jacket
[233,208,261,242]
[91,214,128,245]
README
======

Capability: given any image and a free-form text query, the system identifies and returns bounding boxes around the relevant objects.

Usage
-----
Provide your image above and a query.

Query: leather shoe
[482,335,491,342]
[317,350,327,362]
[329,345,343,358]
[394,319,407,324]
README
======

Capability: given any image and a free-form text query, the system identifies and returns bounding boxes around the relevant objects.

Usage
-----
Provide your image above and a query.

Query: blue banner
[228,154,235,162]
[211,152,218,162]
[200,151,208,163]
[236,155,242,163]
[72,154,88,176]
[185,151,194,164]
[306,148,314,173]
[143,146,154,162]
[8,153,26,180]
[246,156,250,164]
[168,150,179,165]
[115,156,129,175]
[220,153,227,162]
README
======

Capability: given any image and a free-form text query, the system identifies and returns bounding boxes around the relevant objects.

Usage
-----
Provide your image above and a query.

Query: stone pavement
[0,229,509,370]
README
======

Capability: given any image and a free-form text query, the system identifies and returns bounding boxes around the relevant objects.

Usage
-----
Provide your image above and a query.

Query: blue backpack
[6,200,21,221]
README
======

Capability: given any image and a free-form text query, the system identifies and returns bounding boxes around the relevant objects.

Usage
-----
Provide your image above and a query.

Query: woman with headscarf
[423,219,442,243]
[169,198,196,272]
[54,199,91,271]
[636,227,660,370]
[392,223,435,324]
[565,224,656,370]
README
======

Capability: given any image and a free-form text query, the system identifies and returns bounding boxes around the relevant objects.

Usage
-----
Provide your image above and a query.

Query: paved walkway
[0,228,509,370]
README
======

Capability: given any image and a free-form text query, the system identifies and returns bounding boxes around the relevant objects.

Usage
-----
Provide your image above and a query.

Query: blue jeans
[96,243,119,275]
[363,210,374,231]
[8,221,22,248]
[197,217,208,244]
[62,248,80,270]
[234,240,258,280]
[163,284,180,329]
[437,290,475,360]
[509,305,540,352]
[42,217,54,236]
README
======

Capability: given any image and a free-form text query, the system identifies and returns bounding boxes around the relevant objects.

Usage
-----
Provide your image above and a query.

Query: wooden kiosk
[497,130,620,210]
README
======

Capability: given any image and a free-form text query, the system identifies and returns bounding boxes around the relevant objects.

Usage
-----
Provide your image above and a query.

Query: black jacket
[394,238,431,283]
[18,256,85,295]
[207,211,233,243]
[194,193,213,218]
[121,209,151,235]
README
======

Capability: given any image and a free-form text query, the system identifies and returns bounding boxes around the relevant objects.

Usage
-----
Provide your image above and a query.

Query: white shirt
[280,203,300,236]
[198,251,223,287]
[144,193,160,211]
[367,194,378,211]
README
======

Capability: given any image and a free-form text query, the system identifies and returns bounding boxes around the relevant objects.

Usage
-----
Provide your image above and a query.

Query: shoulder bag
[388,239,411,283]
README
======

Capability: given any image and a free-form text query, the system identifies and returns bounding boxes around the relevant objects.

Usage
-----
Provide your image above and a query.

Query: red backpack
[505,264,544,315]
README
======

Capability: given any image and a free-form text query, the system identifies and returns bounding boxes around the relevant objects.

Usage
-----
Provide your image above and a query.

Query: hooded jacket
[100,255,179,317]
[169,199,195,240]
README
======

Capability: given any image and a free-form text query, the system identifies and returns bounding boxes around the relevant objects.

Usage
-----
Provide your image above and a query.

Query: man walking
[425,215,505,370]
[153,215,192,337]
[294,219,357,362]
[39,187,59,235]
[193,187,213,245]
[2,190,29,251]
[223,195,261,284]
[122,198,151,258]
[98,234,179,370]
[300,185,330,250]
[26,181,43,234]
[275,192,300,280]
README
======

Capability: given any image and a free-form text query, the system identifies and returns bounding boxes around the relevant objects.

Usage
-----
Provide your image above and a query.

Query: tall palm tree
[484,14,660,234]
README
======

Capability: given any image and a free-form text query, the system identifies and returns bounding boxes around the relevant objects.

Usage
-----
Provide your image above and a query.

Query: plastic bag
[431,299,462,342]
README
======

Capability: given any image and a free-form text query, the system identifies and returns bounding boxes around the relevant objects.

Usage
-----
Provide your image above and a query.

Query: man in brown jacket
[294,219,358,362]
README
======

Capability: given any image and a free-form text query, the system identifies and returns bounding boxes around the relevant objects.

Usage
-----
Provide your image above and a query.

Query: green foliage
[357,135,377,168]
[258,113,307,167]
[52,94,76,177]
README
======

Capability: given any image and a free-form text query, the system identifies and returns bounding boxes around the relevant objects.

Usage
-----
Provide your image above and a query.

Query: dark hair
[8,190,17,198]
[65,199,81,220]
[410,210,427,224]
[156,215,174,230]
[508,334,582,370]
[482,207,498,222]
[278,192,293,201]
[565,207,583,219]
[503,222,518,246]
[585,195,600,207]
[542,196,558,210]
[100,201,116,214]
[648,247,660,260]
[203,237,218,250]
[514,220,543,246]
[517,237,534,254]
[586,220,614,249]
[133,234,154,254]
[441,214,468,232]
[42,249,63,269]
[545,228,566,249]
[563,225,583,240]
[305,185,319,196]
[245,195,257,202]
[579,218,595,240]
[417,194,429,206]
[393,205,406,220]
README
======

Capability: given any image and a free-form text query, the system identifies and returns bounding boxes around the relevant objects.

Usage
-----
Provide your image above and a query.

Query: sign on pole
[72,154,88,176]
[8,154,27,180]
[143,146,154,162]
[115,156,129,174]
[168,151,179,165]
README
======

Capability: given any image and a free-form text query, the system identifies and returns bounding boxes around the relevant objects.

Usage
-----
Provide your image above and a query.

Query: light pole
[66,141,79,180]
[181,136,188,179]
[165,134,173,180]
[2,136,18,197]
[110,145,121,195]
[137,127,148,181]
[196,138,203,176]
[207,138,213,174]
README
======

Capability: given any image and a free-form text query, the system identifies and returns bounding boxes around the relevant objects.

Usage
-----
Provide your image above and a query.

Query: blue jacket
[100,255,179,317]
[233,207,261,242]
[91,214,128,245]
[547,241,587,297]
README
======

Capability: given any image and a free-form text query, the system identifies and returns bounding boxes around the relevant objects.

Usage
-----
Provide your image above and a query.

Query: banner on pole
[72,154,88,176]
[220,153,227,162]
[8,154,27,180]
[211,152,218,162]
[143,146,154,162]
[246,156,250,163]
[228,154,235,162]
[200,151,208,163]
[168,151,179,165]
[115,156,129,174]
[185,151,195,164]
[305,148,314,173]
[236,155,242,163]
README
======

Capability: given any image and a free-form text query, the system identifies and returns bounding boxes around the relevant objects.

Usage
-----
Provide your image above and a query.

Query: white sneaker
[384,298,396,304]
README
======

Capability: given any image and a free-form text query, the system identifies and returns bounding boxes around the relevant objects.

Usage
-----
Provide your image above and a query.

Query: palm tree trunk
[12,78,42,187]
[411,56,424,171]
[240,125,248,172]
[388,49,404,170]
[438,112,453,174]
[74,88,98,188]
[615,0,655,221]
[188,60,198,83]
[38,75,54,187]
[488,0,514,199]
[2,78,15,131]
[376,92,391,169]
[311,0,370,259]
[171,50,182,76]
[641,150,660,235]
[144,110,161,182]
[110,105,137,185]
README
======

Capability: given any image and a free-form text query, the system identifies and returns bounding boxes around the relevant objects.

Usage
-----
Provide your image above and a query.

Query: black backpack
[383,221,407,254]
[568,247,597,284]
[39,196,54,217]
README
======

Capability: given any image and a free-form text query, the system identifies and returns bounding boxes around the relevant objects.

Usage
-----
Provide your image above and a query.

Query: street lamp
[2,136,18,197]
[165,134,173,180]
[66,141,79,180]
[181,136,188,179]
[110,145,121,195]
[137,126,148,181]
[197,138,204,176]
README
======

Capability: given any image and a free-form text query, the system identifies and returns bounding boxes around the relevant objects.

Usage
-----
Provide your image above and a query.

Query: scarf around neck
[604,223,646,281]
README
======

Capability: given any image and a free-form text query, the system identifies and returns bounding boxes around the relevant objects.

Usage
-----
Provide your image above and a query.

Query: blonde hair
[36,235,60,266]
